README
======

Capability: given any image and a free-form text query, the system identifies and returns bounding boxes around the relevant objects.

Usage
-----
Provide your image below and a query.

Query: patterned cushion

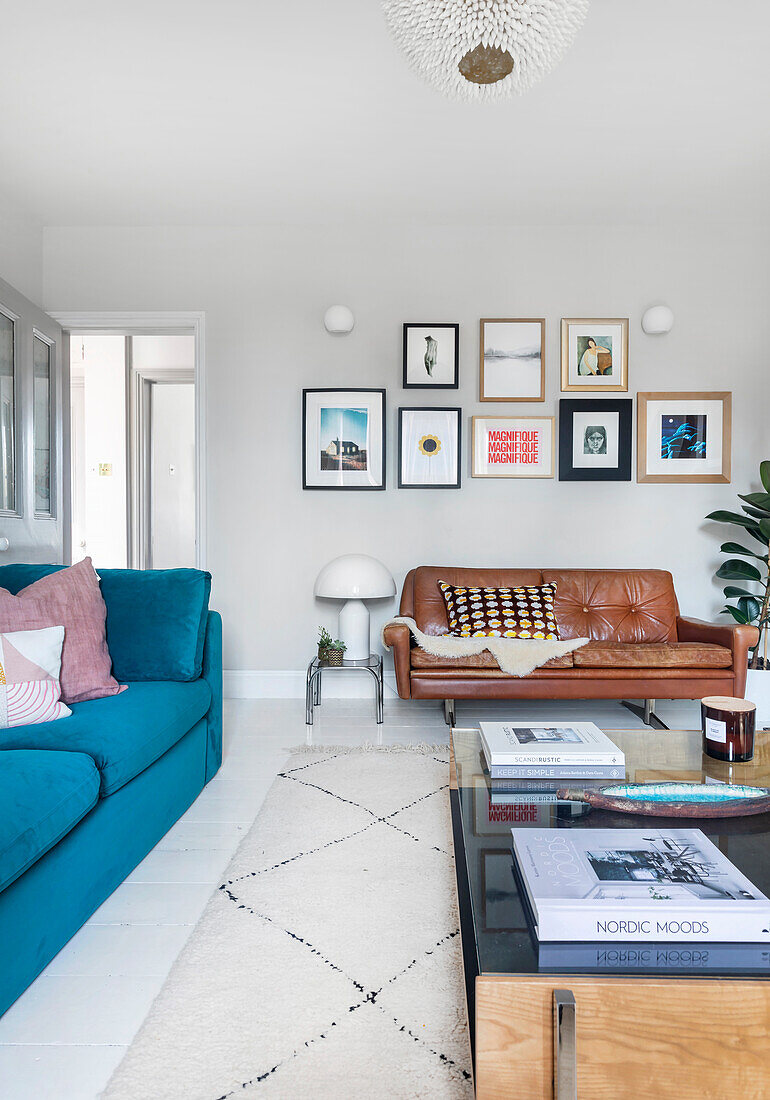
[438,580,561,640]
[0,626,71,727]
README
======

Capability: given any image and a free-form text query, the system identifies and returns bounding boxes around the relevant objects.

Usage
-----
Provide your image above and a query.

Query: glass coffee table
[450,726,770,1100]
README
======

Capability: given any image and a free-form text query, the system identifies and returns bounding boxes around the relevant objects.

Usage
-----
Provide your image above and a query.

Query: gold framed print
[561,317,629,392]
[479,318,545,402]
[472,416,555,478]
[637,391,732,484]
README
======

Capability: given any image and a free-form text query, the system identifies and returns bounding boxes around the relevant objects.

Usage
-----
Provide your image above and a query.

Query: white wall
[0,193,43,304]
[42,223,770,678]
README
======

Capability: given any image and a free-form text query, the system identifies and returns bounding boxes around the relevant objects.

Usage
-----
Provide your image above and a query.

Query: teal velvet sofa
[0,565,222,1017]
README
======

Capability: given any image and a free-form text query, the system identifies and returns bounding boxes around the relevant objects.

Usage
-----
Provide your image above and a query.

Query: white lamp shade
[314,554,396,599]
[324,305,355,334]
[641,305,674,335]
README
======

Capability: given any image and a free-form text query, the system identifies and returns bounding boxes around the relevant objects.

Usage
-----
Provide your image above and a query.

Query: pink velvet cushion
[0,558,125,704]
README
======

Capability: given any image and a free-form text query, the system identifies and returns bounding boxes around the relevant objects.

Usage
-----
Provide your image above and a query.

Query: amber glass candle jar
[701,696,756,762]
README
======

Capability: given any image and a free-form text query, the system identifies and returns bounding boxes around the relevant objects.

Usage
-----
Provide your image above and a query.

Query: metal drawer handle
[553,989,577,1099]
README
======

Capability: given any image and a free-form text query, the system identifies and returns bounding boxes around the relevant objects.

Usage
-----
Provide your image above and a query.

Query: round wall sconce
[641,305,674,335]
[324,305,355,334]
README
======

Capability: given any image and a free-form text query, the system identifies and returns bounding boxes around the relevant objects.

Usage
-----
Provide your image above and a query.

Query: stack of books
[479,721,625,805]
[512,827,770,952]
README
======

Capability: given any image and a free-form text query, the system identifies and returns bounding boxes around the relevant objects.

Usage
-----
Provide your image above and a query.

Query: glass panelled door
[0,274,66,564]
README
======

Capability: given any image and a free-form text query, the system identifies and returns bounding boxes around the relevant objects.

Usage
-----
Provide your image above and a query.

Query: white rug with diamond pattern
[102,745,474,1100]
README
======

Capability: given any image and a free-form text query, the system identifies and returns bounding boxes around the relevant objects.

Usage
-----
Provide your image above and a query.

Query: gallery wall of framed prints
[301,319,734,492]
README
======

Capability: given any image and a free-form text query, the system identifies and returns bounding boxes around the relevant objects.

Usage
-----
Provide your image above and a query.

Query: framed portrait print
[561,318,629,392]
[472,416,555,479]
[398,406,461,489]
[559,398,632,481]
[637,391,731,484]
[302,388,385,490]
[402,323,459,389]
[479,318,545,402]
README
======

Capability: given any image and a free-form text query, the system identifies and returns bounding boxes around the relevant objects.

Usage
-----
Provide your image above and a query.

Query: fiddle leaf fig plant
[707,460,770,669]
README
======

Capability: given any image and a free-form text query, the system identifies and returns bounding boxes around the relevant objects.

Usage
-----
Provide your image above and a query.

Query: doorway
[61,316,205,570]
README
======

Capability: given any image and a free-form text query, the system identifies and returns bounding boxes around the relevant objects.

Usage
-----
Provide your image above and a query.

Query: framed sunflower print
[561,318,629,392]
[559,398,633,481]
[637,391,731,483]
[398,407,461,488]
[302,388,385,490]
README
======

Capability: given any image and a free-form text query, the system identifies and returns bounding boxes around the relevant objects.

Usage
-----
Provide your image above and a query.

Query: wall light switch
[169,464,176,476]
[98,463,112,477]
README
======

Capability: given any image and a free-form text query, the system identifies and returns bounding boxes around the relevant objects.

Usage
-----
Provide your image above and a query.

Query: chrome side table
[306,654,384,725]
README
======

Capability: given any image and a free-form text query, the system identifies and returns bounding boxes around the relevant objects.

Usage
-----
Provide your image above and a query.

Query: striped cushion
[0,627,71,728]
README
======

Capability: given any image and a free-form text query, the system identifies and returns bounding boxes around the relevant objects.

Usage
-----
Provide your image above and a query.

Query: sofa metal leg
[621,699,669,730]
[444,699,457,727]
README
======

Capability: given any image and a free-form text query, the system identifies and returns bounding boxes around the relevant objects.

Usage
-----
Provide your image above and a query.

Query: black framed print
[558,398,632,481]
[398,406,461,488]
[402,323,459,389]
[302,388,385,490]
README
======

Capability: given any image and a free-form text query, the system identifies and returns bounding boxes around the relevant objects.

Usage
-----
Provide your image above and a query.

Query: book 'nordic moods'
[480,722,625,770]
[512,828,770,943]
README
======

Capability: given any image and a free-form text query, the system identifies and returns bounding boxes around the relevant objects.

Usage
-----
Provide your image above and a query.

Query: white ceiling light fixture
[382,0,590,101]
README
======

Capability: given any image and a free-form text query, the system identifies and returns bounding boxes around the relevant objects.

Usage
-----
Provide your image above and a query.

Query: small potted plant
[317,626,333,662]
[326,638,347,666]
[706,459,770,719]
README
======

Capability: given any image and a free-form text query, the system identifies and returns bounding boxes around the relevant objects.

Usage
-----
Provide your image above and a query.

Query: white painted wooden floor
[0,695,701,1099]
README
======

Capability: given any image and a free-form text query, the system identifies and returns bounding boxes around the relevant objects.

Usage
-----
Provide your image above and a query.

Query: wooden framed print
[637,391,731,484]
[479,318,545,402]
[472,416,555,478]
[302,388,385,490]
[402,323,459,389]
[398,406,461,489]
[559,398,633,481]
[561,318,629,392]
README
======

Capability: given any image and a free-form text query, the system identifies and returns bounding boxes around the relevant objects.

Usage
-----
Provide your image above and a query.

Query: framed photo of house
[472,416,555,478]
[637,391,731,484]
[559,398,633,481]
[402,323,459,389]
[479,318,545,402]
[302,388,385,490]
[398,406,461,489]
[561,318,629,392]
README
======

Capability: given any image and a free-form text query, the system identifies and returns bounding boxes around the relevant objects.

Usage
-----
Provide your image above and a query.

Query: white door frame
[49,312,207,570]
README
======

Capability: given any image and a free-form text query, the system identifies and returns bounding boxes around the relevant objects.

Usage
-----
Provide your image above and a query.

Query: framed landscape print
[402,323,459,389]
[302,388,385,490]
[561,318,629,392]
[479,318,545,402]
[637,391,731,484]
[398,406,461,489]
[559,398,633,481]
[472,416,555,479]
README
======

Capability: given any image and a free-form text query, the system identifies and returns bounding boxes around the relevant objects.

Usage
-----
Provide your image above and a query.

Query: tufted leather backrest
[543,569,679,642]
[404,566,679,642]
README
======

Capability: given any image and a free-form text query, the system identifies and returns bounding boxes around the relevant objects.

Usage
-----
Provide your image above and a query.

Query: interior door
[0,274,68,564]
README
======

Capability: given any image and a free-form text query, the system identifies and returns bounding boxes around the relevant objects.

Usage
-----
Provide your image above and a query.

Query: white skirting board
[224,669,399,699]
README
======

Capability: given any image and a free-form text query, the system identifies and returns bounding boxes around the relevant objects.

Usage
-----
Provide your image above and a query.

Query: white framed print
[402,323,459,388]
[637,391,731,484]
[479,318,545,402]
[472,416,555,479]
[302,388,385,490]
[561,318,629,392]
[398,407,461,489]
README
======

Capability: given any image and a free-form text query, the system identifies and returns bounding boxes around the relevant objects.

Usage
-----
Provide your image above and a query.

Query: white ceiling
[1,0,768,227]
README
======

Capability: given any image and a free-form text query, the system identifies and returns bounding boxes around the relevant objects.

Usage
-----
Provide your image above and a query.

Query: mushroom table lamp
[314,554,396,661]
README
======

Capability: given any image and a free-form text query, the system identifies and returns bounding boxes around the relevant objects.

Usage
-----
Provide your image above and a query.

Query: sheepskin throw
[383,616,588,678]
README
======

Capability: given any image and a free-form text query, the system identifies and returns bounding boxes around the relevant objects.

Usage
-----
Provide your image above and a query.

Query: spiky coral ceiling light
[382,0,590,101]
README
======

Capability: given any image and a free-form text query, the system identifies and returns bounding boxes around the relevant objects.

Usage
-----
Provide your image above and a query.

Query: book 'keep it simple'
[512,828,770,944]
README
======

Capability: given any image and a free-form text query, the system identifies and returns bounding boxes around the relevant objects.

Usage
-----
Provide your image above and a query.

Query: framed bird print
[637,391,731,483]
[402,323,459,389]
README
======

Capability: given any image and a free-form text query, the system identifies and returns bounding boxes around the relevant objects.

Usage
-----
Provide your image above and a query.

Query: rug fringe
[288,742,449,755]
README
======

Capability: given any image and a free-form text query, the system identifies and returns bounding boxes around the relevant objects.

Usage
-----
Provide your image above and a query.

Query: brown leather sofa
[383,567,758,725]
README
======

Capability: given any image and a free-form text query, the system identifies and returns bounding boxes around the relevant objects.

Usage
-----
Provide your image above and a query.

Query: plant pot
[318,645,330,662]
[327,649,344,666]
[745,668,770,727]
